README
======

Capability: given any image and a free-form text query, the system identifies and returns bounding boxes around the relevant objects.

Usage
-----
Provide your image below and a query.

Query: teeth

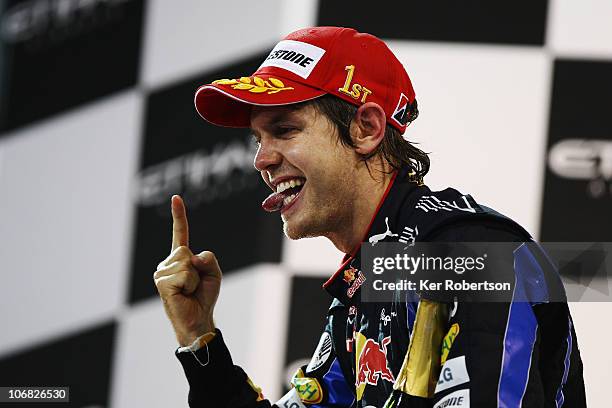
[276,178,304,193]
[283,193,297,206]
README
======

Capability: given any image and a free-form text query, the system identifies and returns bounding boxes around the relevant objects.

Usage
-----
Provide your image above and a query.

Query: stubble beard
[282,183,352,241]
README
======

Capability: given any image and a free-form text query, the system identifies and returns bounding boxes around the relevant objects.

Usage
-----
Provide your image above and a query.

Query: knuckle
[153,260,188,280]
[155,274,181,292]
[180,269,196,281]
[175,245,192,258]
[153,263,170,279]
[199,250,217,263]
[153,275,166,288]
[158,251,175,269]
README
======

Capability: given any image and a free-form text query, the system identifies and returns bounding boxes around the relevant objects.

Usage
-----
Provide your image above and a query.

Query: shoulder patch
[291,376,323,404]
[306,332,333,372]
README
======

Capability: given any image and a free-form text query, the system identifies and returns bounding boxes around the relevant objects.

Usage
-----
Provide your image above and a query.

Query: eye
[275,126,299,136]
[251,134,261,146]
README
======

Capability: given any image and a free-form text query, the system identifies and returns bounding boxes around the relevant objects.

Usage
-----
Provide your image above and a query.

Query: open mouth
[280,183,304,213]
[262,177,306,212]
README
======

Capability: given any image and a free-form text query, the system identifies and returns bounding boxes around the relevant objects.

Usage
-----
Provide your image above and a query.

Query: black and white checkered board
[0,0,610,406]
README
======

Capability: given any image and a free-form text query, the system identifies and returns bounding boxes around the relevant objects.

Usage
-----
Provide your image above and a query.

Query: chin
[282,220,309,240]
[282,213,322,240]
[283,224,302,240]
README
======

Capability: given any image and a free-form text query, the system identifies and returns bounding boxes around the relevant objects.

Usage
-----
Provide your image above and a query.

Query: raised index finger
[171,195,189,251]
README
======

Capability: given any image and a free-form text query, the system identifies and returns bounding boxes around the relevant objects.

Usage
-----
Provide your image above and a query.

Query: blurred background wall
[0,0,610,406]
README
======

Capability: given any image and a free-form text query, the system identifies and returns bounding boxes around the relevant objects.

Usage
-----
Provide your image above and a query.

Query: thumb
[191,251,222,278]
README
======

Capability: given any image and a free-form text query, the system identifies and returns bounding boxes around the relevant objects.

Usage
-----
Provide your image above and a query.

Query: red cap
[194,26,417,133]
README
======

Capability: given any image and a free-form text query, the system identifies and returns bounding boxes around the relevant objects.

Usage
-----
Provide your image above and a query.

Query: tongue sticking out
[261,191,285,212]
[261,185,303,212]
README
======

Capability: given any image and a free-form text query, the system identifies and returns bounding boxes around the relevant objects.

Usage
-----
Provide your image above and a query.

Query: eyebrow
[250,109,299,135]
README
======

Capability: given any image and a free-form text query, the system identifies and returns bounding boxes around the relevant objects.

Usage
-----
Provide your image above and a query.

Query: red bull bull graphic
[343,267,357,283]
[356,336,395,387]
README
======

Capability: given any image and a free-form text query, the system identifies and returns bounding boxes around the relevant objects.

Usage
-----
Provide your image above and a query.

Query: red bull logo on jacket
[355,335,395,388]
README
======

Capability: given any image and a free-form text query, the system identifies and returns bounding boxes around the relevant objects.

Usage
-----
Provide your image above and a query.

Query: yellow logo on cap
[212,76,294,94]
[338,65,372,103]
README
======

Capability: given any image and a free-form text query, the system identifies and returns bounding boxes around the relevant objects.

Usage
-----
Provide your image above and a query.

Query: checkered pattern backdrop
[0,0,611,406]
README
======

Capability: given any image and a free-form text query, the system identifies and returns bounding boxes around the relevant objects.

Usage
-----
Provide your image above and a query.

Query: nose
[253,140,282,172]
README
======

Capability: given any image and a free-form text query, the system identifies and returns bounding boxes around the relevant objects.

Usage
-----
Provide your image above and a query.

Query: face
[251,103,360,240]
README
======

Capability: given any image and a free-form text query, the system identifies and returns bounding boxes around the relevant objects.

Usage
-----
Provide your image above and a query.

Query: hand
[154,195,222,346]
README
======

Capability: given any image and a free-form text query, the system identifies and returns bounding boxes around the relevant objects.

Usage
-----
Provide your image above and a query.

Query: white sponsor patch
[434,389,470,408]
[306,332,333,372]
[435,356,470,393]
[259,40,326,79]
[276,388,307,408]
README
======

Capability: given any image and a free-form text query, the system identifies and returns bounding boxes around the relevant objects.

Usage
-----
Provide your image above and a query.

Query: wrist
[177,331,217,353]
[177,321,215,347]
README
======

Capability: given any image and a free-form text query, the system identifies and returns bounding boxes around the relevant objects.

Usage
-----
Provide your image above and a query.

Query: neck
[326,167,395,254]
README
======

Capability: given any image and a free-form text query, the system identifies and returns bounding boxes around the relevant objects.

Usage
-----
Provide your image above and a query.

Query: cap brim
[194,74,326,128]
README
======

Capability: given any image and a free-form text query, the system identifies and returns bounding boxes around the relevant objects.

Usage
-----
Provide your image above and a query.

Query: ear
[350,102,386,155]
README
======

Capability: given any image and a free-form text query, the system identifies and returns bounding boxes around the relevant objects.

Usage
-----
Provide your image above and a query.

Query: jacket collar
[323,166,418,302]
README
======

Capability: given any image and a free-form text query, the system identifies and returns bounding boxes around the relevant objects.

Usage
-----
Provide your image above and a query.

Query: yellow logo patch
[440,323,460,365]
[291,376,323,404]
[212,76,294,94]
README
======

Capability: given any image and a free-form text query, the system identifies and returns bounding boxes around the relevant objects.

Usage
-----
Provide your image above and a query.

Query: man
[154,27,586,407]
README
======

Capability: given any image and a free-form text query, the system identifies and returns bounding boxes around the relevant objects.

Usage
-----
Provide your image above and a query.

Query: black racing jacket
[176,167,586,408]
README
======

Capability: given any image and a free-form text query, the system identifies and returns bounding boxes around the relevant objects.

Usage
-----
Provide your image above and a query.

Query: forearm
[175,329,272,408]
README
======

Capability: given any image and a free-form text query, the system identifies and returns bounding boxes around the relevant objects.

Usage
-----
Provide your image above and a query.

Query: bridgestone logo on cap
[259,40,326,79]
